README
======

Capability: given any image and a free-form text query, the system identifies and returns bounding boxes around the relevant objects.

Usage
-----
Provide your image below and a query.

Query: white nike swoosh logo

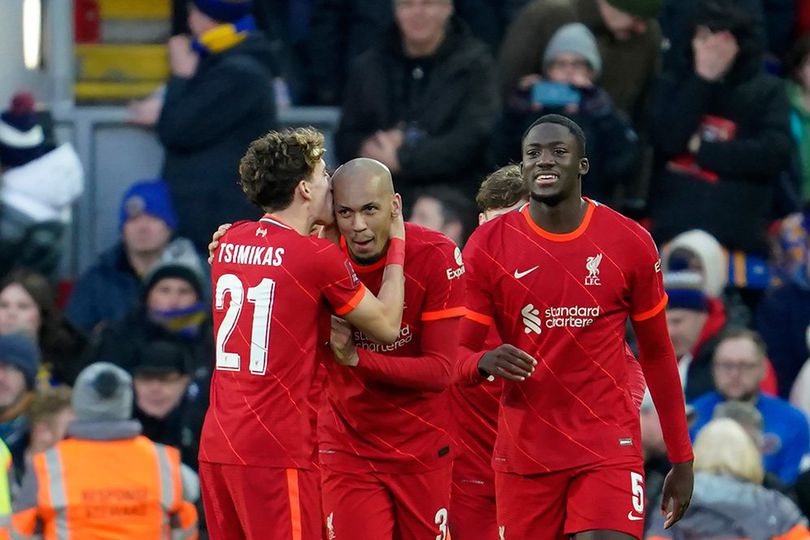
[514,266,539,279]
[627,512,643,521]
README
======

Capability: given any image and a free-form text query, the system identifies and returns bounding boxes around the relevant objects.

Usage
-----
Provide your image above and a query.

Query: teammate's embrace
[198,129,406,540]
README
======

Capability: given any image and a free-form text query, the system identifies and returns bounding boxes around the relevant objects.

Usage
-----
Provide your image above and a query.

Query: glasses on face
[714,361,760,374]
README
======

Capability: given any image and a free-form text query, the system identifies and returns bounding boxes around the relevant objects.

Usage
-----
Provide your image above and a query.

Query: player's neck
[528,197,588,235]
[267,208,312,236]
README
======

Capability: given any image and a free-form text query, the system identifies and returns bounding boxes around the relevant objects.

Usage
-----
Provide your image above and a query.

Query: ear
[297,179,312,201]
[391,193,403,219]
[579,157,590,176]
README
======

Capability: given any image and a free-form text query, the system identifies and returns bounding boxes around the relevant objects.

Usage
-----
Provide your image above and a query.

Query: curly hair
[475,164,526,212]
[239,127,326,212]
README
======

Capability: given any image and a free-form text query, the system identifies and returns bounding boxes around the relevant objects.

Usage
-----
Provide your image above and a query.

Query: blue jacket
[690,392,810,485]
[65,243,142,333]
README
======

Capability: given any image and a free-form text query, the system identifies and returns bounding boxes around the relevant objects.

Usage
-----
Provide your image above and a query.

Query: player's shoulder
[405,222,458,254]
[466,205,524,248]
[590,200,655,247]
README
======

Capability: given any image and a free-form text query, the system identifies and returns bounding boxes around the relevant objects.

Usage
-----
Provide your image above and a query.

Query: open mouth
[534,173,559,187]
[351,238,374,250]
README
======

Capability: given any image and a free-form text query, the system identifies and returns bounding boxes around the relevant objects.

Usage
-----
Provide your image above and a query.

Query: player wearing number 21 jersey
[458,116,693,540]
[198,129,406,540]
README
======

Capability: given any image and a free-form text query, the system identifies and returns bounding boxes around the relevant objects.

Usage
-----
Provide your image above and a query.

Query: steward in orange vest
[10,362,199,539]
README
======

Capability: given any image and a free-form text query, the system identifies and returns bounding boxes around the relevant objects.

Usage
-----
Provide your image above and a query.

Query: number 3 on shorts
[630,471,644,514]
[434,507,448,540]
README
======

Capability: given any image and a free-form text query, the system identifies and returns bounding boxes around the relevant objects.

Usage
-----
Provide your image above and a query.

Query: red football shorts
[200,462,322,540]
[495,456,646,540]
[450,481,497,540]
[321,463,452,540]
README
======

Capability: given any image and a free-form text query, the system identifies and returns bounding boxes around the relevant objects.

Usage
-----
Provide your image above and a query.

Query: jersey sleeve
[417,242,467,322]
[316,241,367,316]
[628,227,668,322]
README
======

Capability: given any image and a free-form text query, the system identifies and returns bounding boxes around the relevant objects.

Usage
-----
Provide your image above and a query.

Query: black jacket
[649,55,792,255]
[158,34,277,251]
[336,17,500,199]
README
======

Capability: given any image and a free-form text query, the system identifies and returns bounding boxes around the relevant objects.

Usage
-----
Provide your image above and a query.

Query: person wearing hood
[9,362,199,539]
[335,0,500,201]
[648,0,792,314]
[0,92,84,280]
[130,0,277,251]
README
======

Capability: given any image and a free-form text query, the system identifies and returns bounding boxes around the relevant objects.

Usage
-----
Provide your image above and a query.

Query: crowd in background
[2,0,810,537]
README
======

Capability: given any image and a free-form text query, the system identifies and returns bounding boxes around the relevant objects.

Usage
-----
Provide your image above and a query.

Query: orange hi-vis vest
[10,436,198,540]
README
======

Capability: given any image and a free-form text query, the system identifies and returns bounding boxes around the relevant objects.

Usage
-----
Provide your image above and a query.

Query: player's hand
[478,344,537,381]
[207,223,232,264]
[389,194,405,241]
[661,459,693,528]
[329,316,359,367]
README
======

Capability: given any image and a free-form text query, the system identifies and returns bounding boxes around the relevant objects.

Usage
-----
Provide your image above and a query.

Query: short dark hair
[521,114,587,157]
[475,165,526,212]
[414,184,476,243]
[239,127,325,212]
[714,328,768,362]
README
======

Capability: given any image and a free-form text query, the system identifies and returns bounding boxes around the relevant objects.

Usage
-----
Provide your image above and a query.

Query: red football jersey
[450,325,502,494]
[463,200,668,474]
[318,223,466,473]
[199,216,365,469]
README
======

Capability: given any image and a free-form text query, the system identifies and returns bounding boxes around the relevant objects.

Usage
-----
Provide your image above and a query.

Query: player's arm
[330,316,458,392]
[632,309,694,529]
[340,211,406,344]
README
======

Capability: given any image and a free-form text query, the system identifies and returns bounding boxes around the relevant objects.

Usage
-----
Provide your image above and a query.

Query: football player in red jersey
[199,129,407,540]
[458,115,693,540]
[319,158,466,540]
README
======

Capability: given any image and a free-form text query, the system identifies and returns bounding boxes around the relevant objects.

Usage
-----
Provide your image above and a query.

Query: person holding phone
[491,23,641,207]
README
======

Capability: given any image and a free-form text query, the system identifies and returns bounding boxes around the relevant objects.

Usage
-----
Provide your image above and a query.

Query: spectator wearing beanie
[66,179,190,334]
[491,21,641,206]
[0,333,41,479]
[0,93,84,279]
[130,0,277,251]
[498,0,663,129]
[87,238,212,427]
[10,362,199,539]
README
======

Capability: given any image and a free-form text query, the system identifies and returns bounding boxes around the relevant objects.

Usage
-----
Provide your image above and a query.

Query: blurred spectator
[639,401,670,524]
[789,326,810,418]
[0,270,87,387]
[787,33,810,205]
[0,439,10,529]
[452,0,530,53]
[0,92,83,280]
[648,0,792,313]
[491,22,641,206]
[664,271,729,401]
[498,0,662,127]
[690,329,810,485]
[132,341,202,470]
[131,0,277,251]
[757,213,810,398]
[87,239,212,433]
[25,386,73,461]
[335,0,500,201]
[646,418,810,539]
[408,184,476,247]
[308,0,393,105]
[66,180,181,334]
[0,333,39,480]
[10,362,199,539]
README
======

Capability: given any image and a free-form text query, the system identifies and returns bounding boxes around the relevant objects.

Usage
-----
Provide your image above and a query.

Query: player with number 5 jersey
[198,129,407,540]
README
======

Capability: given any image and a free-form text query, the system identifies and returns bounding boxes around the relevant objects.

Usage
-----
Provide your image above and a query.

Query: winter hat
[662,229,728,298]
[544,23,602,76]
[664,271,709,312]
[0,93,48,168]
[605,0,662,19]
[133,341,192,376]
[0,333,40,390]
[191,0,253,22]
[143,238,207,299]
[119,180,178,231]
[72,362,133,422]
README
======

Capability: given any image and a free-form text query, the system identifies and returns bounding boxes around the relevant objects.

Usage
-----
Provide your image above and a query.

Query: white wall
[0,0,53,107]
